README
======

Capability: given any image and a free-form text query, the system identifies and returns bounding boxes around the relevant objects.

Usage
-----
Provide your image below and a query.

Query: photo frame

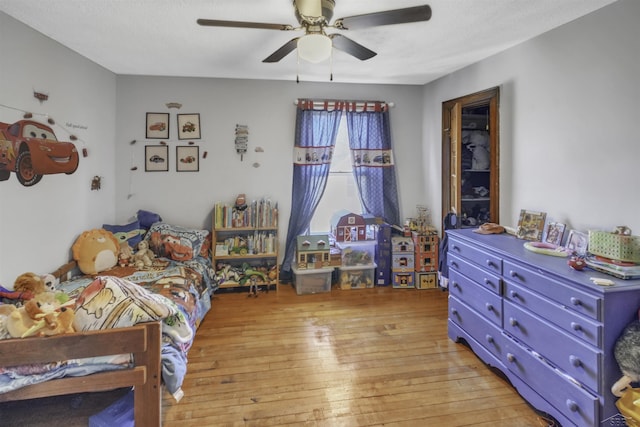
[177,113,201,140]
[176,145,199,172]
[145,145,169,172]
[544,222,566,246]
[566,230,589,256]
[145,113,169,139]
[516,209,547,241]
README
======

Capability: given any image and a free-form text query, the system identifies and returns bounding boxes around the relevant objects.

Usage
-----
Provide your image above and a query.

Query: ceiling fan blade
[197,19,294,31]
[336,5,432,30]
[263,38,300,63]
[330,34,376,61]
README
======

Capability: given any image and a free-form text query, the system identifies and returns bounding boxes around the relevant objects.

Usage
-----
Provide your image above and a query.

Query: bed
[0,220,217,425]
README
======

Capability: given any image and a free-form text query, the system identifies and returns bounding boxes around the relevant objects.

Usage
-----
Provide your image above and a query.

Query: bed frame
[0,260,162,426]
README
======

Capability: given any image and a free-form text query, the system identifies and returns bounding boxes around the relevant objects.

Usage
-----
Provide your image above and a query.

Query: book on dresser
[446,228,640,427]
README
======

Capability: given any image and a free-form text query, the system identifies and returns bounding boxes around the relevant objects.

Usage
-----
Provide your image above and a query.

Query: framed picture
[177,113,201,140]
[566,230,589,256]
[145,145,169,172]
[146,113,169,139]
[176,145,199,172]
[544,222,566,246]
[516,209,547,241]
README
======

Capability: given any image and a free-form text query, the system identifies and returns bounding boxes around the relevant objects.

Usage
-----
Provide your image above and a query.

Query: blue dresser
[447,228,640,426]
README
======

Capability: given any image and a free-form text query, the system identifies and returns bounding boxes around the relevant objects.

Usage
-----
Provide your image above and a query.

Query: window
[309,116,362,232]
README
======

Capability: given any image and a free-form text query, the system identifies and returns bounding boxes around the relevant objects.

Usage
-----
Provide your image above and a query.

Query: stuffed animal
[118,241,134,267]
[13,272,47,297]
[6,299,75,338]
[133,240,155,269]
[72,228,120,275]
[612,320,640,397]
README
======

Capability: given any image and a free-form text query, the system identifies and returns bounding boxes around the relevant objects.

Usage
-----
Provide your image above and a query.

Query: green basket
[588,230,640,262]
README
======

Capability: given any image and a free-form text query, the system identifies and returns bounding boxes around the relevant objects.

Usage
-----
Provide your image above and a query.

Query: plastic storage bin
[292,266,333,295]
[337,240,377,266]
[339,264,376,289]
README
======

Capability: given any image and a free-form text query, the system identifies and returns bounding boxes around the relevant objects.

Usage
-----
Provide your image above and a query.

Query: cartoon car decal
[0,120,79,186]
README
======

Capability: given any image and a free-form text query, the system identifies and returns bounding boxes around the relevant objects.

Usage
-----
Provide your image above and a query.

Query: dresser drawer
[504,337,598,427]
[449,296,505,361]
[504,281,602,348]
[503,260,601,321]
[448,254,501,295]
[449,269,502,327]
[448,238,502,275]
[504,300,601,393]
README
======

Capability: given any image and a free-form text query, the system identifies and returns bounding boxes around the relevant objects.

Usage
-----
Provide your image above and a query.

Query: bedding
[0,222,217,402]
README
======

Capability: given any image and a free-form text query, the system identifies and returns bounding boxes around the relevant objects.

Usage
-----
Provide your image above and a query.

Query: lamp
[297,34,332,63]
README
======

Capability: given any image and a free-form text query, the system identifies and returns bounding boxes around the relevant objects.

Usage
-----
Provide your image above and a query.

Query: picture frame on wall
[145,113,169,139]
[177,113,201,140]
[176,145,199,172]
[145,145,169,172]
[566,230,589,256]
[516,209,547,241]
[544,222,566,246]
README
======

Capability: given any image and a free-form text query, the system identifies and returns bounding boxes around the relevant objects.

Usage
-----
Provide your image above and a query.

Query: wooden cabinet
[211,198,279,292]
[442,87,499,228]
[447,228,640,426]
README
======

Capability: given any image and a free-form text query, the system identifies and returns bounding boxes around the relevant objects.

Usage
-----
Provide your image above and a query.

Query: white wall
[0,13,117,286]
[422,0,640,234]
[114,76,425,251]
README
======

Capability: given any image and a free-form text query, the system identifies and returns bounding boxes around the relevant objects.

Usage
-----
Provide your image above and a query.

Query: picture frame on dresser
[176,145,199,172]
[516,209,546,241]
[543,222,566,246]
[566,229,588,256]
[145,112,169,139]
[177,113,201,140]
[145,145,169,172]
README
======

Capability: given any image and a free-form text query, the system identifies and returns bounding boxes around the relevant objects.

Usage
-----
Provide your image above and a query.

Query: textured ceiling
[0,0,618,85]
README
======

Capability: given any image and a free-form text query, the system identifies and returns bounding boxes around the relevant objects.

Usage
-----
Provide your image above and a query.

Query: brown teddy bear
[133,240,155,269]
[6,299,75,338]
[13,272,47,299]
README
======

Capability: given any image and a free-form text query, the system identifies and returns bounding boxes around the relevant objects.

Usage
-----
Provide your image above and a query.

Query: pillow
[145,222,210,262]
[137,209,163,230]
[102,220,145,248]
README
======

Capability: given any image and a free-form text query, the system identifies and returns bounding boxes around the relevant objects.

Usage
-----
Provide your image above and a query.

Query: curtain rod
[293,99,395,108]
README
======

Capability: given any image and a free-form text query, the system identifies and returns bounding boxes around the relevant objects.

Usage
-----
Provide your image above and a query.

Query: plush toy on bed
[5,299,75,338]
[13,272,47,298]
[118,242,134,267]
[132,240,155,269]
[72,228,120,275]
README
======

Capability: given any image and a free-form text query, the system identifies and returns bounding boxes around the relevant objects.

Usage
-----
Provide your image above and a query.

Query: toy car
[148,122,166,131]
[149,155,165,163]
[180,156,196,163]
[182,122,196,133]
[0,120,79,186]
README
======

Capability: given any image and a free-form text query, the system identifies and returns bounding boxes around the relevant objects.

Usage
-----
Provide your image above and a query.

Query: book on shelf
[214,198,278,229]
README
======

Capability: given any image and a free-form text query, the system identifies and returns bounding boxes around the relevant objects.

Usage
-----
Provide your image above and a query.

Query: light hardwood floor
[1,283,549,426]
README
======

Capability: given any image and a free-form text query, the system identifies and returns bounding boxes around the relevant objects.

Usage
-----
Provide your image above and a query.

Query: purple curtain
[345,106,400,226]
[280,102,342,282]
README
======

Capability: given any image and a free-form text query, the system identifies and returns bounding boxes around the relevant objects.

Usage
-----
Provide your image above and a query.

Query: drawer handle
[509,290,519,300]
[506,353,516,363]
[451,308,459,317]
[509,270,521,280]
[570,355,582,368]
[486,259,496,268]
[452,245,460,252]
[566,399,578,412]
[571,322,582,332]
[485,303,494,312]
[485,334,494,344]
[509,317,518,327]
[452,282,461,290]
[450,261,459,269]
[570,297,582,306]
[484,278,496,288]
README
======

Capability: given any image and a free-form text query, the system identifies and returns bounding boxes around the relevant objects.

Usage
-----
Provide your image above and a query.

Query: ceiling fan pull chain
[330,50,333,81]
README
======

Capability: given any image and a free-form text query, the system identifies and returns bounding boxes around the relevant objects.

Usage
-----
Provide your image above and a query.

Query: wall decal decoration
[0,118,79,187]
[146,113,170,139]
[145,145,169,172]
[176,145,199,172]
[235,124,248,161]
[177,114,201,140]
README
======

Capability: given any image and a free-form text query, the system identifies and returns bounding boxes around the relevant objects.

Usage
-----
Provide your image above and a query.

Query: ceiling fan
[197,0,432,64]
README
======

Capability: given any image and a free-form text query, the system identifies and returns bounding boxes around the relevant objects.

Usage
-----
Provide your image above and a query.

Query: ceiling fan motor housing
[294,0,335,25]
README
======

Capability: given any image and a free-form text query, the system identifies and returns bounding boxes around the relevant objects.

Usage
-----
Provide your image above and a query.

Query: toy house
[331,212,367,242]
[296,234,331,269]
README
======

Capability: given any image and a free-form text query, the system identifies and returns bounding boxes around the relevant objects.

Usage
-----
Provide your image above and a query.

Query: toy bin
[337,240,377,266]
[339,264,376,290]
[292,266,333,295]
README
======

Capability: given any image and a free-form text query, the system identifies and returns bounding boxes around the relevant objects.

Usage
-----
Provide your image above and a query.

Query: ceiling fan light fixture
[297,34,332,63]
